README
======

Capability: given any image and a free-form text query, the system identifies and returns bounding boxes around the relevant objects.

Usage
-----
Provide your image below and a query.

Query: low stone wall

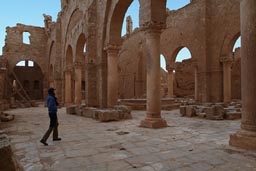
[118,98,180,111]
[179,100,242,120]
[66,105,132,122]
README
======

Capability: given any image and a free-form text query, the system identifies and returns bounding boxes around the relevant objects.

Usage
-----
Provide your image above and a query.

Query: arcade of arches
[0,0,256,152]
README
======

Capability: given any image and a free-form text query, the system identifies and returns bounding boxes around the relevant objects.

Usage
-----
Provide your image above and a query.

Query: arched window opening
[160,54,167,72]
[173,47,194,98]
[175,47,192,62]
[16,60,26,67]
[23,32,31,44]
[232,36,241,52]
[167,0,190,10]
[28,60,34,67]
[121,0,139,36]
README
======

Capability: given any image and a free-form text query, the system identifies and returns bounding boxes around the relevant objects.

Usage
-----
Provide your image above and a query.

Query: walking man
[40,88,61,146]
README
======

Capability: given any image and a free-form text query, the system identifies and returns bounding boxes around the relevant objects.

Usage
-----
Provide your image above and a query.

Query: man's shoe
[53,138,61,141]
[40,140,48,146]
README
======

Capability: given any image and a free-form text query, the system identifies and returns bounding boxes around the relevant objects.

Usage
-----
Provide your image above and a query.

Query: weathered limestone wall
[118,0,240,102]
[0,0,242,106]
[118,30,146,99]
[174,59,196,97]
[13,63,44,100]
[2,24,48,99]
[53,0,98,106]
[2,24,48,74]
[206,0,240,102]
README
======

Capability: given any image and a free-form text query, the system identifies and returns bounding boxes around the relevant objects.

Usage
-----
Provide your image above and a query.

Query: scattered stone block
[205,105,225,120]
[95,109,120,122]
[0,113,14,122]
[185,105,196,117]
[197,112,206,118]
[225,111,241,120]
[66,105,77,115]
[180,106,186,116]
[82,107,96,118]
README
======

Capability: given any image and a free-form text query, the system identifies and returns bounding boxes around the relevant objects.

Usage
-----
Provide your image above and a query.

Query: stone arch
[221,31,241,57]
[10,57,45,76]
[169,46,195,98]
[170,46,193,66]
[65,45,73,70]
[13,59,44,100]
[75,33,86,63]
[228,32,241,55]
[106,0,137,45]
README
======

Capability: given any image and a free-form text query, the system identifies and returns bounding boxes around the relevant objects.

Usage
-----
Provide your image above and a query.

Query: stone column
[167,66,174,98]
[64,70,72,105]
[229,0,256,150]
[194,65,198,101]
[74,62,82,105]
[140,22,167,128]
[221,55,233,103]
[106,44,120,108]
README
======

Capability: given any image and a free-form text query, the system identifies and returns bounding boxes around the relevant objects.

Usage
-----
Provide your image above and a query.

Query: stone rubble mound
[179,99,241,120]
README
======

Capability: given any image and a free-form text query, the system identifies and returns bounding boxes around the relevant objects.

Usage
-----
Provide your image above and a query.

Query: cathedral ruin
[0,0,256,170]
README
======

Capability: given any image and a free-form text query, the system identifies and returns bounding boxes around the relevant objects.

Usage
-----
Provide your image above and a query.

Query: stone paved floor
[1,106,256,171]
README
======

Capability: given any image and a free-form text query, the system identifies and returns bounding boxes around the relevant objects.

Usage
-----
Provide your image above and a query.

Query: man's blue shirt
[46,95,57,113]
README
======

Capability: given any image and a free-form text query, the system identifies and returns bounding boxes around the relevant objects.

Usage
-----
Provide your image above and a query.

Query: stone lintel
[140,118,167,128]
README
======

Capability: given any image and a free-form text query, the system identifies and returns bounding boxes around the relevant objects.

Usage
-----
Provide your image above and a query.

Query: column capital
[141,21,166,33]
[220,53,234,63]
[104,44,121,54]
[74,61,83,68]
[64,69,72,74]
[166,64,175,72]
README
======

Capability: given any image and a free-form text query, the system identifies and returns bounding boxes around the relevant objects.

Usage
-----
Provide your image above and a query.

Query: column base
[229,129,256,151]
[140,118,167,128]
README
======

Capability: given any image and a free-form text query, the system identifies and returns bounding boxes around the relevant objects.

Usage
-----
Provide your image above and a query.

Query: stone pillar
[106,44,120,108]
[64,70,72,105]
[74,62,82,105]
[167,66,174,98]
[49,78,55,88]
[194,66,198,101]
[126,16,133,35]
[221,55,233,103]
[229,0,256,150]
[140,22,167,128]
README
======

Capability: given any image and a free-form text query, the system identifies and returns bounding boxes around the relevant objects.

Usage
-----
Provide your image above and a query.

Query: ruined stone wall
[2,24,48,99]
[118,1,204,99]
[118,0,240,101]
[0,0,242,106]
[205,0,240,102]
[174,59,196,97]
[2,24,48,74]
[13,63,44,100]
[118,30,146,99]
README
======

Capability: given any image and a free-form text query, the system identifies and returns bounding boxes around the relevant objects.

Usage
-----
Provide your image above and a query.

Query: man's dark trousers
[42,112,59,141]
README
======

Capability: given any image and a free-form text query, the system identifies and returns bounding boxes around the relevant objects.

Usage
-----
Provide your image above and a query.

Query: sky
[0,0,61,55]
[0,0,240,70]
